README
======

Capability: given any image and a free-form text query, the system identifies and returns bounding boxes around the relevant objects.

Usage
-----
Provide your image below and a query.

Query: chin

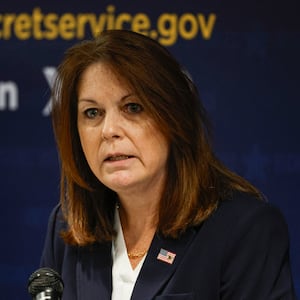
[104,179,136,193]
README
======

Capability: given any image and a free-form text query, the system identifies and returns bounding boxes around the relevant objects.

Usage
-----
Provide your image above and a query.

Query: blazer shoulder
[40,204,67,273]
[217,191,287,226]
[212,192,295,299]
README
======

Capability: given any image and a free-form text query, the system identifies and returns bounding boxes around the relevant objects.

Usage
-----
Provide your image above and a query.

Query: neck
[116,180,163,232]
[115,181,164,268]
[116,196,158,268]
[118,198,158,233]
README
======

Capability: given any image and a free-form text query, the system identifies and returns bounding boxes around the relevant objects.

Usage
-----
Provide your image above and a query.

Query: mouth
[104,155,134,162]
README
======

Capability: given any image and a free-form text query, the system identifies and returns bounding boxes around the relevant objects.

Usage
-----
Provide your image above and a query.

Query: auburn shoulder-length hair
[52,29,261,246]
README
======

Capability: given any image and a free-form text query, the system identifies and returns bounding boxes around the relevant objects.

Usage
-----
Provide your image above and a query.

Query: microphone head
[28,267,64,298]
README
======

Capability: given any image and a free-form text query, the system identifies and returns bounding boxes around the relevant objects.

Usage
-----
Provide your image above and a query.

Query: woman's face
[77,63,169,198]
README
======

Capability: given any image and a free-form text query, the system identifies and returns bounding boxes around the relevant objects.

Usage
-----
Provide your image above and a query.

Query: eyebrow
[77,99,98,105]
[78,93,135,104]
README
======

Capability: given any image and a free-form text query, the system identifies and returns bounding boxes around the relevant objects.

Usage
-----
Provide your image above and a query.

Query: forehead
[79,62,118,85]
[77,62,131,96]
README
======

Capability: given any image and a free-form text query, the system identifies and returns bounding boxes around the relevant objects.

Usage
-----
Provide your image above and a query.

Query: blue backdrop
[0,0,299,299]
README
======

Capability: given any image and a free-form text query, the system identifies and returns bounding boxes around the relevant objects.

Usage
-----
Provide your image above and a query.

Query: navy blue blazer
[40,193,296,299]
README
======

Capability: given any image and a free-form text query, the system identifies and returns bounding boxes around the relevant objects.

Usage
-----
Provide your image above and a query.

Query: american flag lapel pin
[157,248,176,264]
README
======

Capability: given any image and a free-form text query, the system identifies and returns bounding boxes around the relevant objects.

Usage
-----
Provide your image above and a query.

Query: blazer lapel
[76,242,112,300]
[131,227,197,300]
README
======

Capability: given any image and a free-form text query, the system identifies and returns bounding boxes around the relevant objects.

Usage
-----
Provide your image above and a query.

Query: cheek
[78,128,99,163]
[144,132,169,164]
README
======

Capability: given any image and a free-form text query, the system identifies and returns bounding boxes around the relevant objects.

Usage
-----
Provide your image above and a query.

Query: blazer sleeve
[220,202,296,300]
[40,204,66,274]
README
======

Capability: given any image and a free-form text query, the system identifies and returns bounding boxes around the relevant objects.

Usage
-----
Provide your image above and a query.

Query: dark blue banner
[1,0,299,298]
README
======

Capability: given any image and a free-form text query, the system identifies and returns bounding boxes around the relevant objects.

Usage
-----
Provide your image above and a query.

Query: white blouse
[111,209,147,300]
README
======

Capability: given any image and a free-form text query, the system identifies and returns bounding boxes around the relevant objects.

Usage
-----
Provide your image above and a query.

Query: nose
[101,110,122,140]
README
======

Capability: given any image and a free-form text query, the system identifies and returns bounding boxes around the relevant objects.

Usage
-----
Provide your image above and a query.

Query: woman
[40,30,296,299]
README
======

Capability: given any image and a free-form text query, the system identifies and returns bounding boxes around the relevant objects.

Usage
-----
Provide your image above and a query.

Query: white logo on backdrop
[42,66,57,116]
[0,81,18,111]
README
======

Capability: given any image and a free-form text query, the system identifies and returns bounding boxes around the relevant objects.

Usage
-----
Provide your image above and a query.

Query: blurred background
[0,0,299,298]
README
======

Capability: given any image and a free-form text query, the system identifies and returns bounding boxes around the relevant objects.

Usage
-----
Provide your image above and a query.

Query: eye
[124,103,143,114]
[84,108,100,119]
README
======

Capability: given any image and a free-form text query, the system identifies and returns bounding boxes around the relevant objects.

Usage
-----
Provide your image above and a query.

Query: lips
[105,155,134,162]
